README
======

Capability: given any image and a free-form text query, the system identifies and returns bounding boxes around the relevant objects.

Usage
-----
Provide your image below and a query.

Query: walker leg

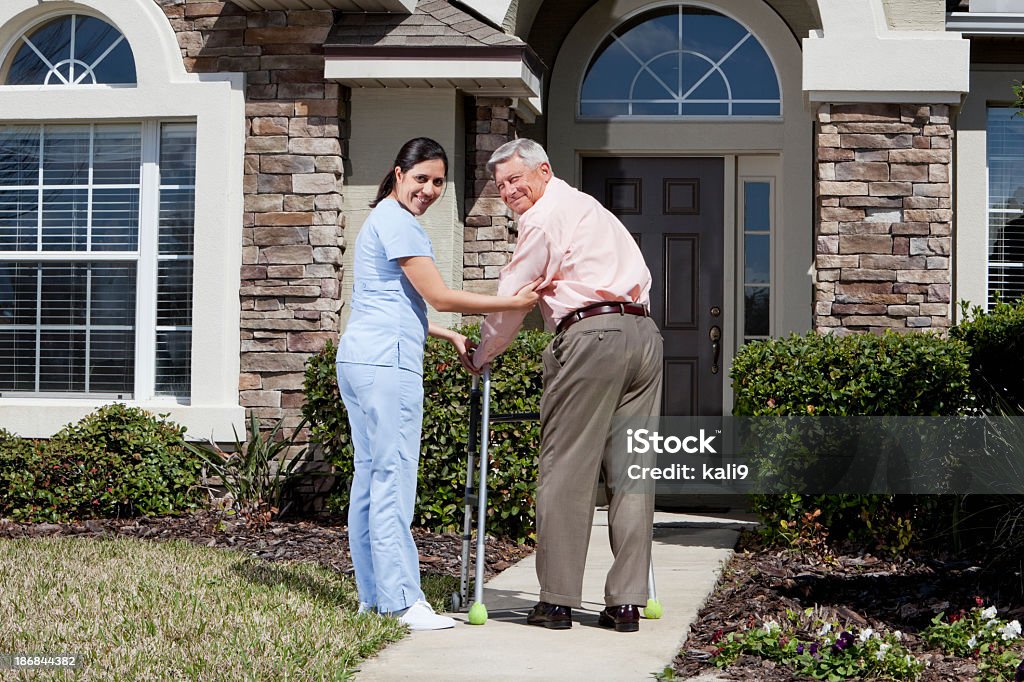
[457,375,481,612]
[468,368,491,625]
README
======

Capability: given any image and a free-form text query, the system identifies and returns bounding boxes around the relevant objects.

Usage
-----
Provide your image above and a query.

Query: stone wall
[814,103,952,334]
[158,0,346,439]
[463,97,519,316]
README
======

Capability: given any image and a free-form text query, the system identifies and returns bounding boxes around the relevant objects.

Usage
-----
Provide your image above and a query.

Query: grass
[0,536,407,681]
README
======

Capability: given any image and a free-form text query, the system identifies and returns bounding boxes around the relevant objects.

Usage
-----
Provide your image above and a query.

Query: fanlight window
[4,14,136,86]
[580,5,780,118]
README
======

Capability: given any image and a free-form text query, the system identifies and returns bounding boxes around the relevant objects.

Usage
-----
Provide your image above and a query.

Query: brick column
[463,98,519,318]
[163,1,346,439]
[814,103,952,334]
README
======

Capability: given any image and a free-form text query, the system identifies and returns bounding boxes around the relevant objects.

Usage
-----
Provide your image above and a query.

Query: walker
[451,368,663,625]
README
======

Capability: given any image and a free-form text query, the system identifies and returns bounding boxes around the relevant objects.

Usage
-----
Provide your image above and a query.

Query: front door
[582,157,725,416]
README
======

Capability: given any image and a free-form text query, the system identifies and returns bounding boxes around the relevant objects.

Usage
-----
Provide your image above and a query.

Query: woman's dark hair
[370,137,448,207]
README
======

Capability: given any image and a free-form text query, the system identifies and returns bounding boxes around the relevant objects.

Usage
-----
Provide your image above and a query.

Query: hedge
[730,330,973,551]
[304,326,550,544]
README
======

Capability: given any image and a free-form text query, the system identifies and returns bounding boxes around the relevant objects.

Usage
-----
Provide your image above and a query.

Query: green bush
[303,326,550,544]
[731,330,972,551]
[0,405,203,522]
[951,298,1024,411]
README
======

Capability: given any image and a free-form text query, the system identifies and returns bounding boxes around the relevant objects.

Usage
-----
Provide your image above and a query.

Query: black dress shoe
[526,601,572,629]
[598,604,640,633]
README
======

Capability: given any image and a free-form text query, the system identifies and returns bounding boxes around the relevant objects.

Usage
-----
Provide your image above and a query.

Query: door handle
[709,325,721,375]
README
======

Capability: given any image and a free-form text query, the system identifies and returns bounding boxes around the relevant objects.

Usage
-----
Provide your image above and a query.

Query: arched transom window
[3,14,136,86]
[580,5,780,118]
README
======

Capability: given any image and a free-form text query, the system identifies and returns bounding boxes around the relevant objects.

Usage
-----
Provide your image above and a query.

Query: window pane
[159,189,194,254]
[157,260,193,326]
[94,126,141,184]
[43,126,90,185]
[0,330,36,392]
[744,182,771,231]
[580,5,780,119]
[92,187,139,251]
[88,331,134,394]
[745,286,770,336]
[0,190,38,250]
[155,330,191,397]
[3,15,136,87]
[90,263,136,326]
[74,16,135,85]
[38,331,86,392]
[0,263,38,326]
[41,188,88,251]
[987,108,1024,305]
[0,126,41,185]
[160,124,197,185]
[745,234,770,284]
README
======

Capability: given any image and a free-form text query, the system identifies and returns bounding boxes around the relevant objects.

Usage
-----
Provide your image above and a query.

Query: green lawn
[0,536,436,681]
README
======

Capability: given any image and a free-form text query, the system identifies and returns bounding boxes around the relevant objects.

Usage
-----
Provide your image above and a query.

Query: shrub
[0,405,203,522]
[303,326,549,544]
[951,298,1024,411]
[730,330,972,551]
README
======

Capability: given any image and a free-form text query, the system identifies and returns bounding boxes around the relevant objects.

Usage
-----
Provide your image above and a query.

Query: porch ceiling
[229,0,415,12]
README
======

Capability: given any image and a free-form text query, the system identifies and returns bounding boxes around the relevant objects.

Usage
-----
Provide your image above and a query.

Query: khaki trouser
[536,312,663,608]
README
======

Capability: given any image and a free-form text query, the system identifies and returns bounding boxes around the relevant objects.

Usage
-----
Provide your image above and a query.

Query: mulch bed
[673,533,1024,681]
[0,511,533,581]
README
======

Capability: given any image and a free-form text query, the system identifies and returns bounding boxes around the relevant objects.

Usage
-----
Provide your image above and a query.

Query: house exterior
[0,0,1018,439]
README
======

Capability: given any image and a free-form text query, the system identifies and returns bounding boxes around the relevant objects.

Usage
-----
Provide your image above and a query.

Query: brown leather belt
[556,301,649,335]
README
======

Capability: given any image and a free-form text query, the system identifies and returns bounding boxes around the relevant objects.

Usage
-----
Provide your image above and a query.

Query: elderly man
[472,138,663,633]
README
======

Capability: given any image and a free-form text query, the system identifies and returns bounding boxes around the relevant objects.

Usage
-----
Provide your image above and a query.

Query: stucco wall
[881,0,945,31]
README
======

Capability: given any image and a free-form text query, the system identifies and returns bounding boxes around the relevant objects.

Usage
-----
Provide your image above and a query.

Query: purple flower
[809,642,819,655]
[1016,658,1024,682]
[796,644,804,655]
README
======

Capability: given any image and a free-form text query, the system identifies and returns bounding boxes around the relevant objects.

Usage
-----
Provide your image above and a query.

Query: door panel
[582,157,724,416]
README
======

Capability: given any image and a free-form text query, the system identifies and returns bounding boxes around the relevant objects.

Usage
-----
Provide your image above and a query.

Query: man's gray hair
[487,138,550,176]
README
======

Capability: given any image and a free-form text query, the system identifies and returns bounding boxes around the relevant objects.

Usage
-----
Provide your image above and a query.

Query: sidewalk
[355,511,755,682]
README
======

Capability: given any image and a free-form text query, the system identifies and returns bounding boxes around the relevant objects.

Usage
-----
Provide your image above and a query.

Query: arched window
[3,14,136,86]
[580,5,780,118]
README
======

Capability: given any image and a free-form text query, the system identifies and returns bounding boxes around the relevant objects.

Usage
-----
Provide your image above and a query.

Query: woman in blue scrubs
[336,137,539,630]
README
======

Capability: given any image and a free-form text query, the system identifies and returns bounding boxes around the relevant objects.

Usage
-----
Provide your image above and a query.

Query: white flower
[904,654,914,664]
[859,628,874,642]
[893,630,903,640]
[876,643,891,661]
[968,635,977,648]
[982,606,998,620]
[762,619,780,633]
[999,620,1021,641]
[818,623,832,636]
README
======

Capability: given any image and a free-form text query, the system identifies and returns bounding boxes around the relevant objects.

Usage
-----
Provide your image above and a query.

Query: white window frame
[0,0,244,439]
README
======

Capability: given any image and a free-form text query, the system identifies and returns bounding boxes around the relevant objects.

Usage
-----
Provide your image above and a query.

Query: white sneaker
[396,599,457,631]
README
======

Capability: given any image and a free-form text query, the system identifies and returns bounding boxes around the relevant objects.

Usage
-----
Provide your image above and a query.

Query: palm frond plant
[186,413,324,523]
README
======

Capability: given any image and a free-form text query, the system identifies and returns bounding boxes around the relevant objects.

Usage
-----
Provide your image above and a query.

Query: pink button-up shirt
[473,176,652,366]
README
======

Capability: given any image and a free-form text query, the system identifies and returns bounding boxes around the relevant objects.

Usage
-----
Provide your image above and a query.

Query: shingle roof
[327,0,523,48]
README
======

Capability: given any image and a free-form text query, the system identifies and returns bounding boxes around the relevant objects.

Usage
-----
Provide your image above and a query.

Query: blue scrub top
[337,198,434,375]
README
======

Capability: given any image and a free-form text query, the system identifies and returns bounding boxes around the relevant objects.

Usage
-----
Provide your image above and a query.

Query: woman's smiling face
[392,158,447,216]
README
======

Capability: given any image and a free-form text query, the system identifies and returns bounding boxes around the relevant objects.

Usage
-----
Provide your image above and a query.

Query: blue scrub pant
[336,362,425,613]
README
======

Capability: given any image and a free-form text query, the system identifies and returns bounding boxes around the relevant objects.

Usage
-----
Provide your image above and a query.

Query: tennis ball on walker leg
[468,602,488,625]
[644,599,663,619]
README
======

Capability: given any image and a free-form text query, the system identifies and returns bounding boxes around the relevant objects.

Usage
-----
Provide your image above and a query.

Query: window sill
[0,398,245,441]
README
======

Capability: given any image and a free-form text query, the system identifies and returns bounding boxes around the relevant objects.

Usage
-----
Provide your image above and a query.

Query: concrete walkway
[355,511,755,682]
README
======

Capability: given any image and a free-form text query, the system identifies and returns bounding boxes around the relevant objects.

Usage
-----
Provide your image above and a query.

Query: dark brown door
[582,157,724,417]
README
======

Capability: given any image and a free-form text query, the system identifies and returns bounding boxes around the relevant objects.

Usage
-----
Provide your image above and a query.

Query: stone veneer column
[463,97,519,315]
[814,103,952,334]
[161,1,346,439]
